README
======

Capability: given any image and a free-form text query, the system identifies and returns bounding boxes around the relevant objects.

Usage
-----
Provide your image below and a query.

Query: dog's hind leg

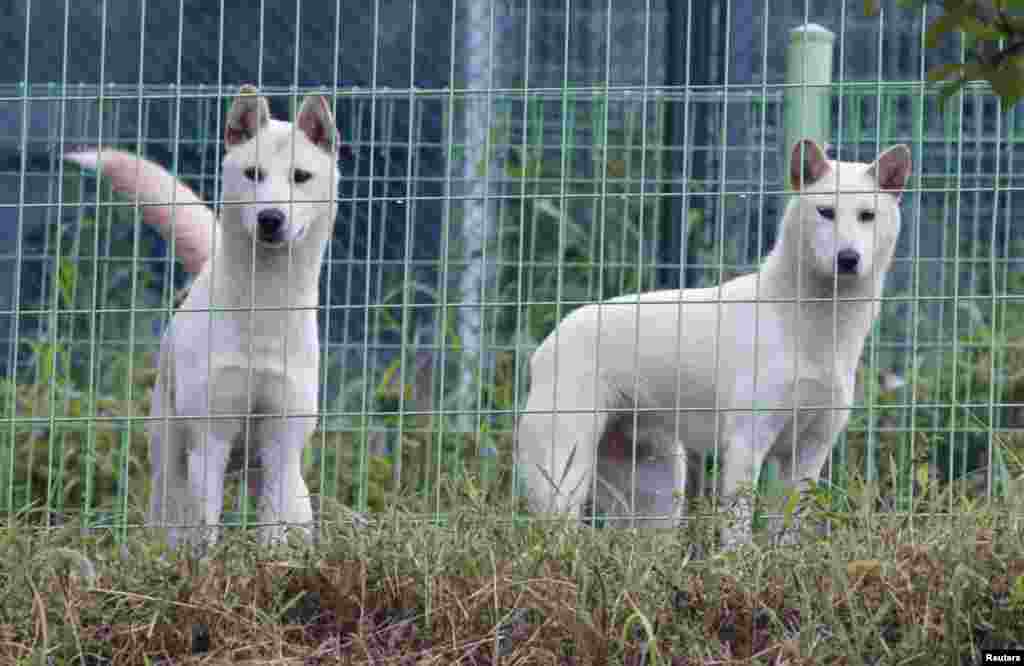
[653,433,688,528]
[594,424,685,528]
[148,419,195,550]
[645,427,688,528]
[255,416,314,544]
[517,378,612,521]
[148,363,201,550]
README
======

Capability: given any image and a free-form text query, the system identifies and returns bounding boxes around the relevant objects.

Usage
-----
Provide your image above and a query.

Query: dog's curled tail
[64,149,215,274]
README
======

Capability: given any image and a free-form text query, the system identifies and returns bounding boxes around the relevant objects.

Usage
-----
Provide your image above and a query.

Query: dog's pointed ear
[225,84,271,149]
[296,95,338,154]
[868,144,912,200]
[790,139,830,190]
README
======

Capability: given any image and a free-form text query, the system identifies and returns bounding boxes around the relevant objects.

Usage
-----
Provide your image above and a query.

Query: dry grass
[2,480,1024,666]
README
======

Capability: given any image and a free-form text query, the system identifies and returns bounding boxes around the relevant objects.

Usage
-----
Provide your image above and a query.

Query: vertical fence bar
[510,0,534,519]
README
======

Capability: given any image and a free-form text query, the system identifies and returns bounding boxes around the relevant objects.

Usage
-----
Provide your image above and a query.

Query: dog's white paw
[719,496,755,550]
[720,526,753,551]
[259,521,312,546]
[769,513,827,546]
[768,516,802,547]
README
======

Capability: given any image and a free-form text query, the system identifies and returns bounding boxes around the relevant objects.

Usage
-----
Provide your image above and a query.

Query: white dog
[517,139,911,546]
[67,85,340,548]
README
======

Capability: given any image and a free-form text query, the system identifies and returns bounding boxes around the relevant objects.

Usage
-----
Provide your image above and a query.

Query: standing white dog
[66,85,340,547]
[517,139,911,546]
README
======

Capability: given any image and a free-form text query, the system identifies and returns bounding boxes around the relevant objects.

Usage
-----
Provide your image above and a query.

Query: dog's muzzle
[836,248,860,275]
[257,208,287,245]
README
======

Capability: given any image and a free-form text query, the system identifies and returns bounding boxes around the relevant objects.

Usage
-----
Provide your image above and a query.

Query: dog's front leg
[185,424,234,549]
[768,404,850,544]
[718,409,790,549]
[256,415,315,544]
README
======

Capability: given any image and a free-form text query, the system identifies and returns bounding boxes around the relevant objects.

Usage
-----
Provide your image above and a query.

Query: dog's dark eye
[859,210,875,223]
[244,166,265,183]
[293,169,312,184]
[817,206,835,220]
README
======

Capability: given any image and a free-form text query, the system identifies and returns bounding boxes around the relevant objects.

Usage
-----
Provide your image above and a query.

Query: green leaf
[375,356,404,400]
[686,208,705,233]
[925,6,971,49]
[782,487,802,529]
[926,63,967,82]
[937,77,969,109]
[987,59,1024,111]
[1012,574,1024,610]
[622,611,661,666]
[57,257,78,309]
[864,0,880,17]
[928,62,991,110]
[998,91,1023,112]
[27,341,60,387]
[915,462,930,493]
[959,16,1007,41]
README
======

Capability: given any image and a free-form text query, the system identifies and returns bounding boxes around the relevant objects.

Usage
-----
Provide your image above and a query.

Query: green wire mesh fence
[1,50,1024,538]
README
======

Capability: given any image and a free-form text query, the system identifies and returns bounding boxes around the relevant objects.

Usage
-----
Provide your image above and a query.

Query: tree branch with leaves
[867,0,1024,109]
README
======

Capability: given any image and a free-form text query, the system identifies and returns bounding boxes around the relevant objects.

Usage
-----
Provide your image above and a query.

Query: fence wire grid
[1,1,1023,541]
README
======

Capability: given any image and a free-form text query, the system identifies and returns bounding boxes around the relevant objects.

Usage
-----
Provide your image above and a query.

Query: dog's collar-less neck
[205,210,332,307]
[756,250,883,374]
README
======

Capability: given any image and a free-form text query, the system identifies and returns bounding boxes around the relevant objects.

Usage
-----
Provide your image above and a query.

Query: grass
[2,477,1024,665]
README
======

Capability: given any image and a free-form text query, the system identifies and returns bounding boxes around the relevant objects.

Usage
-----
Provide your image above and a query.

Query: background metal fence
[1,1,1023,537]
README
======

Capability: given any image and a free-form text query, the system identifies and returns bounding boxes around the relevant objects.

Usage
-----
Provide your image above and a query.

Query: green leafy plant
[870,0,1024,110]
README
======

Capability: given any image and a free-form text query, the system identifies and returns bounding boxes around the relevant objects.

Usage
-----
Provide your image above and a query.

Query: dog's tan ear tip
[879,143,913,172]
[790,138,829,167]
[792,137,823,152]
[298,94,333,117]
[893,143,912,162]
[790,138,829,190]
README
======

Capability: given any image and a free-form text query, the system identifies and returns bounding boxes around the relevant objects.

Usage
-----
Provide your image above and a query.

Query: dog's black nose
[836,249,860,274]
[257,209,286,241]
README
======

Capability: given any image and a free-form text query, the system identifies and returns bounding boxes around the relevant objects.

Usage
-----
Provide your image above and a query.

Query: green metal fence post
[783,23,835,192]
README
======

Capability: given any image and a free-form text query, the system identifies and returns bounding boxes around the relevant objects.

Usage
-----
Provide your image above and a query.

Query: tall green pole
[784,23,835,192]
